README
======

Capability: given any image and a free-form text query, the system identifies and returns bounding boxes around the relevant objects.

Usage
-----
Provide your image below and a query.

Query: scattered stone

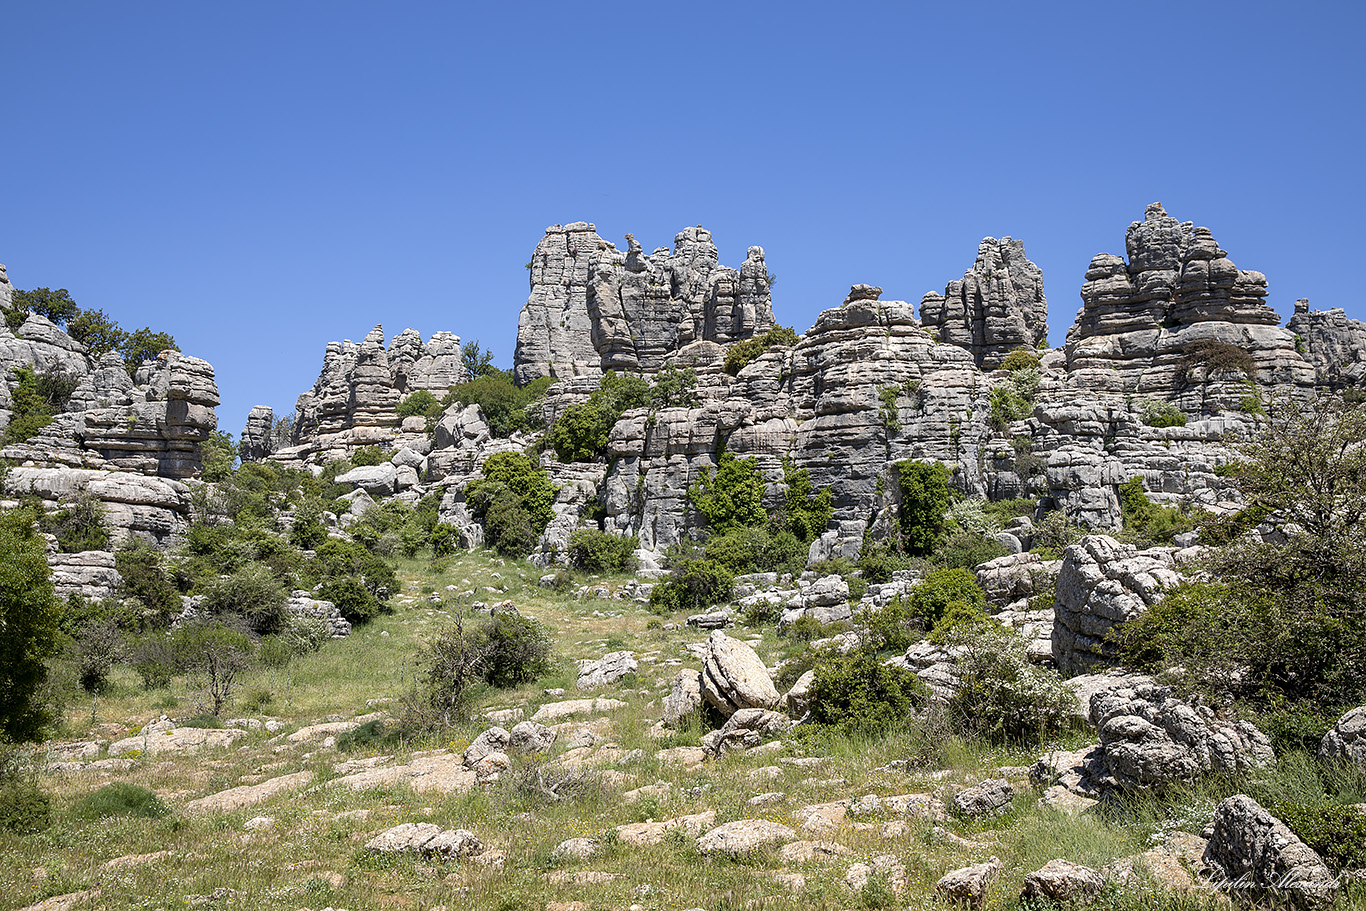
[109,720,244,756]
[936,857,1001,909]
[700,707,792,758]
[1202,794,1337,908]
[531,698,628,723]
[184,771,313,814]
[845,855,906,894]
[696,819,796,856]
[953,779,1014,818]
[576,651,638,689]
[746,792,785,808]
[1318,705,1366,770]
[508,721,557,754]
[101,851,172,870]
[462,727,510,767]
[614,810,715,847]
[1020,859,1105,904]
[552,837,599,861]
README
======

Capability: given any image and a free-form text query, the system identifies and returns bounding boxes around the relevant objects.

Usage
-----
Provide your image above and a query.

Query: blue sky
[2,2,1362,436]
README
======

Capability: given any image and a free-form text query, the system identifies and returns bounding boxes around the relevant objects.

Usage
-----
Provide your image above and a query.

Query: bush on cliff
[689,452,765,535]
[893,460,952,556]
[723,325,799,375]
[548,371,650,462]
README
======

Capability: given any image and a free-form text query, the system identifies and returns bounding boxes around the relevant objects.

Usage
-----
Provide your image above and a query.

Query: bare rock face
[700,707,793,758]
[239,405,275,463]
[700,631,779,717]
[936,857,1001,908]
[276,325,467,462]
[1288,299,1366,394]
[1202,795,1338,909]
[48,550,122,601]
[920,236,1048,370]
[1318,706,1366,769]
[1089,684,1275,789]
[1052,535,1183,675]
[1065,203,1315,406]
[513,224,775,385]
[1020,859,1105,905]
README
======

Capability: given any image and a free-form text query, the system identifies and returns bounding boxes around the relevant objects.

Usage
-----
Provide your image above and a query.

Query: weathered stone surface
[509,720,557,754]
[953,779,1014,818]
[109,719,244,756]
[47,549,121,601]
[1203,794,1337,908]
[513,224,775,384]
[696,818,796,856]
[1317,705,1366,769]
[700,708,793,758]
[286,590,351,638]
[920,236,1048,370]
[700,631,779,717]
[365,822,483,859]
[662,669,704,727]
[1288,300,1366,394]
[576,651,638,690]
[239,405,276,463]
[1020,859,1105,904]
[936,857,1001,909]
[530,698,628,723]
[1090,684,1275,789]
[614,810,715,847]
[1053,535,1183,674]
[462,727,511,768]
[184,772,313,814]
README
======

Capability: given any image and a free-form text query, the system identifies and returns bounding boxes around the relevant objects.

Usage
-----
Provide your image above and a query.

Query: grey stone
[1317,705,1366,769]
[953,778,1014,818]
[1020,859,1105,904]
[700,631,779,718]
[1202,794,1337,908]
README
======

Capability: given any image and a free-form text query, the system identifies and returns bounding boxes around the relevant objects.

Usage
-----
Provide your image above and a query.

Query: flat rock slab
[17,892,100,911]
[531,698,628,723]
[185,771,314,813]
[330,752,477,794]
[614,811,716,847]
[286,721,363,743]
[778,840,854,864]
[109,727,244,756]
[365,822,482,859]
[696,819,796,856]
[101,851,172,870]
[796,801,847,833]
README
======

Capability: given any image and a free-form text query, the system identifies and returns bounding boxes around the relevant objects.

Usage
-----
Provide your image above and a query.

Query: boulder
[1318,705,1366,769]
[696,819,796,856]
[365,822,483,859]
[508,721,557,754]
[576,651,638,690]
[952,779,1014,818]
[662,669,704,727]
[700,708,793,758]
[700,631,779,717]
[1202,794,1337,909]
[935,857,1001,909]
[1020,859,1105,905]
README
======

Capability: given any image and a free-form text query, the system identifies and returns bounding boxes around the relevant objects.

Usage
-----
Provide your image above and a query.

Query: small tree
[172,622,254,716]
[66,308,127,357]
[893,460,952,555]
[11,288,78,325]
[118,327,178,374]
[688,452,765,534]
[460,340,498,379]
[0,510,61,742]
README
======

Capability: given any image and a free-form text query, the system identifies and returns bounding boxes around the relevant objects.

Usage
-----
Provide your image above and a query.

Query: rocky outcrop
[1065,202,1315,407]
[920,236,1048,370]
[1202,795,1338,909]
[1287,298,1366,394]
[700,631,779,717]
[5,466,194,546]
[1089,683,1275,788]
[1052,535,1184,675]
[1318,705,1366,769]
[513,224,775,384]
[239,405,275,463]
[269,325,466,463]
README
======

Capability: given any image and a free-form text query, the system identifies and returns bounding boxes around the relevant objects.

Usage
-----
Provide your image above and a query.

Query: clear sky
[2,2,1362,437]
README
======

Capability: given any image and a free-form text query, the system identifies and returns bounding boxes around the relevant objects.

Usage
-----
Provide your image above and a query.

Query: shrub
[1031,509,1085,558]
[910,567,985,626]
[44,490,109,553]
[407,611,554,730]
[783,460,833,543]
[3,364,80,445]
[430,523,461,557]
[71,782,168,820]
[171,621,254,716]
[128,633,176,690]
[947,624,1074,744]
[1273,802,1366,871]
[200,430,237,482]
[0,509,62,742]
[0,780,51,833]
[930,531,1009,570]
[806,650,928,738]
[648,365,699,409]
[1117,477,1194,546]
[856,544,915,584]
[703,525,805,577]
[115,544,181,626]
[1001,347,1041,371]
[689,452,765,534]
[468,451,557,532]
[893,461,952,556]
[859,597,923,653]
[200,562,288,634]
[723,325,799,375]
[337,718,403,752]
[318,575,381,625]
[396,389,442,421]
[309,538,398,601]
[547,371,650,462]
[926,601,992,644]
[448,371,553,438]
[73,619,122,693]
[1182,339,1256,380]
[482,489,539,557]
[1139,397,1188,428]
[649,557,734,614]
[567,528,638,573]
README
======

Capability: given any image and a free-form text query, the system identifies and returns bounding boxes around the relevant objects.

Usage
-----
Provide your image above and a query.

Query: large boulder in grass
[1020,859,1105,905]
[1202,795,1338,909]
[700,631,779,717]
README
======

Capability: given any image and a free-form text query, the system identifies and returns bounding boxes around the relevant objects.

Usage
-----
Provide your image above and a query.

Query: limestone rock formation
[1065,203,1315,408]
[1202,795,1338,908]
[700,631,779,717]
[920,236,1048,370]
[1317,705,1366,769]
[269,325,466,463]
[239,405,275,463]
[1089,683,1275,788]
[513,224,775,384]
[1052,535,1184,675]
[1287,299,1366,394]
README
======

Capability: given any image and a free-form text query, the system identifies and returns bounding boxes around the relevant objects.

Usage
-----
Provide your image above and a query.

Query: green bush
[567,528,638,573]
[723,325,799,375]
[689,452,765,534]
[467,451,557,532]
[318,575,381,625]
[856,544,916,584]
[171,622,254,716]
[430,523,461,557]
[128,633,176,690]
[43,490,109,553]
[115,544,181,626]
[396,389,442,421]
[648,365,699,409]
[309,538,398,601]
[1273,802,1366,871]
[480,611,555,688]
[482,489,539,557]
[947,624,1074,744]
[337,718,403,752]
[703,525,805,576]
[911,567,986,626]
[1001,348,1041,371]
[926,601,992,645]
[0,780,51,833]
[200,562,288,634]
[448,371,552,438]
[200,430,237,482]
[893,461,952,556]
[1117,477,1194,546]
[783,460,833,544]
[350,446,386,467]
[71,782,168,820]
[1031,510,1085,558]
[860,597,922,653]
[806,650,928,737]
[0,509,62,742]
[930,531,1008,570]
[3,364,79,445]
[1182,339,1256,380]
[1139,397,1188,428]
[649,557,734,614]
[547,371,650,462]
